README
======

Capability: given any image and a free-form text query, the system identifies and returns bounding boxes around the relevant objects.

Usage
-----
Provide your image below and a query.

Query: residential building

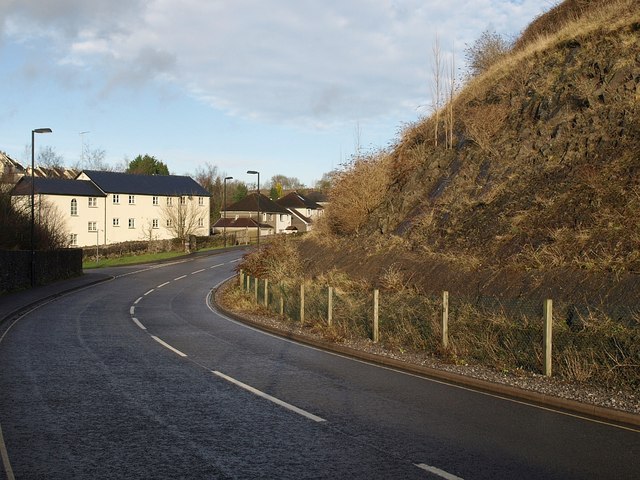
[1,151,25,185]
[275,191,324,232]
[213,193,292,238]
[11,170,211,247]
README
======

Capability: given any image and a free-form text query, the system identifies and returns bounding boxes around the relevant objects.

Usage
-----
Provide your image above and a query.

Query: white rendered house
[11,170,211,248]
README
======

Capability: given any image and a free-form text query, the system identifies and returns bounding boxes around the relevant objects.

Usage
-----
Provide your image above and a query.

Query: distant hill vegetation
[301,0,640,304]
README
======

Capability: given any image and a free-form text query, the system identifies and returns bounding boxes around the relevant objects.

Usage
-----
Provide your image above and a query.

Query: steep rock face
[375,15,640,274]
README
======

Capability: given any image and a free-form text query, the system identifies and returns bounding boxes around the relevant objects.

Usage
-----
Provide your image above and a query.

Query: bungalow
[213,192,292,238]
[11,170,211,247]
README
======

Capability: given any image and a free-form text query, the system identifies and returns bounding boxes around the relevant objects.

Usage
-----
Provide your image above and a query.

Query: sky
[0,0,549,187]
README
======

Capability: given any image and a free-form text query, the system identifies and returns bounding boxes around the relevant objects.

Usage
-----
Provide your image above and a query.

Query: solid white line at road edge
[415,463,464,480]
[212,370,326,423]
[151,336,187,357]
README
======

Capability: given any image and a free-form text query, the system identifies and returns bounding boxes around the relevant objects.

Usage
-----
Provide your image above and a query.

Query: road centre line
[151,336,187,357]
[212,370,326,423]
[144,289,154,296]
[131,318,146,330]
[415,464,464,480]
[210,263,224,269]
[191,269,205,274]
[174,275,187,281]
[134,297,142,304]
[129,306,135,315]
[157,281,170,288]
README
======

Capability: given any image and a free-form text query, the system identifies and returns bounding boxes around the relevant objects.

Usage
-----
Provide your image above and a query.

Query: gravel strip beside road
[215,281,639,417]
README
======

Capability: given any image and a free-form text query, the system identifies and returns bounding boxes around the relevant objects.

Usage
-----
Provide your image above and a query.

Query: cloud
[0,0,546,126]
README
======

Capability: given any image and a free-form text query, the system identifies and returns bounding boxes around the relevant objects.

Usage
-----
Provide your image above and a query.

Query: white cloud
[1,0,546,127]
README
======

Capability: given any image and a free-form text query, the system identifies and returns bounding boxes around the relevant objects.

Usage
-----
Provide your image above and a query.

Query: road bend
[0,249,638,479]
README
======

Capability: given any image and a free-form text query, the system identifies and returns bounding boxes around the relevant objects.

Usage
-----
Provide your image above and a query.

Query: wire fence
[238,271,640,390]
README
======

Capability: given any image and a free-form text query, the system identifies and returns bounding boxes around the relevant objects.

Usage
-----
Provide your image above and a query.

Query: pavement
[0,271,113,328]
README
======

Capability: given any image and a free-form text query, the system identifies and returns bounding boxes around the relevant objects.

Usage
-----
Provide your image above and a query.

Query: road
[0,249,638,479]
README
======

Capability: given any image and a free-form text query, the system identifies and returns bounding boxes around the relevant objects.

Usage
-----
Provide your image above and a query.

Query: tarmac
[1,269,638,430]
[0,271,113,328]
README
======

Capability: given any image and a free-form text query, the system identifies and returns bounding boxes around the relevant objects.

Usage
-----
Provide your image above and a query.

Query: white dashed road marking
[415,464,464,479]
[151,336,187,357]
[191,269,205,274]
[144,289,154,296]
[174,275,187,281]
[212,370,326,423]
[157,281,170,288]
[131,318,146,330]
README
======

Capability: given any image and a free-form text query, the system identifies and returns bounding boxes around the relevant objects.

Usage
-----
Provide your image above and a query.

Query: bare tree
[464,30,511,78]
[431,34,444,147]
[38,146,65,169]
[268,174,305,190]
[444,45,457,150]
[162,196,207,251]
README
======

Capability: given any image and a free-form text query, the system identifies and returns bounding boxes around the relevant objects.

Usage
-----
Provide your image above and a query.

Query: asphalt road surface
[1,250,638,479]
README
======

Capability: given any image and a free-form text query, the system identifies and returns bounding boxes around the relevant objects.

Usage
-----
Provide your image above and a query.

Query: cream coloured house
[212,192,292,237]
[11,170,211,247]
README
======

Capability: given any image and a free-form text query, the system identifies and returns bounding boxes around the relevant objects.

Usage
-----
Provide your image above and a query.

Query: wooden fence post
[373,288,379,343]
[300,282,305,324]
[328,286,333,326]
[544,299,553,377]
[239,269,244,288]
[264,278,269,306]
[442,291,449,349]
[254,276,258,302]
[279,282,284,316]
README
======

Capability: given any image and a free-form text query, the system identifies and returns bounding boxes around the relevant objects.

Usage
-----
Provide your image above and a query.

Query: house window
[128,218,135,229]
[88,197,97,207]
[70,198,78,216]
[166,219,173,227]
[152,219,159,229]
[153,196,159,206]
[198,218,204,227]
[280,214,286,221]
[113,194,120,204]
[166,197,172,206]
[88,221,97,232]
[198,197,204,206]
[69,234,78,246]
[180,196,186,205]
[113,218,120,227]
[268,214,273,221]
[128,195,135,205]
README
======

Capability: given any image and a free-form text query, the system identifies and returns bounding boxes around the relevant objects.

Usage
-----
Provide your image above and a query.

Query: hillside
[300,0,640,306]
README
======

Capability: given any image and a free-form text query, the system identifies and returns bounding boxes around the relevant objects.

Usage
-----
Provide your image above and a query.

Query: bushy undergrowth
[233,251,639,391]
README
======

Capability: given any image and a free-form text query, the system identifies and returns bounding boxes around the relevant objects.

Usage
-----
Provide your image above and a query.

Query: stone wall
[0,249,83,294]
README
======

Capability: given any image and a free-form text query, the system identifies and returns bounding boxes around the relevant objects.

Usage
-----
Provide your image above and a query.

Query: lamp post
[223,176,233,248]
[247,170,260,248]
[31,127,52,287]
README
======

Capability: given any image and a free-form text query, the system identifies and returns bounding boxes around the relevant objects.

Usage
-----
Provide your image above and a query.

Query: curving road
[0,250,638,479]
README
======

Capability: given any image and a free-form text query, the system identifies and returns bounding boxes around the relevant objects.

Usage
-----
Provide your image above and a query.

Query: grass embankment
[82,250,188,269]
[234,236,640,392]
[82,244,244,269]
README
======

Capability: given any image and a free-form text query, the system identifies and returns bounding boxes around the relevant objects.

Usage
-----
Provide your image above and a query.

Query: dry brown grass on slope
[325,150,393,236]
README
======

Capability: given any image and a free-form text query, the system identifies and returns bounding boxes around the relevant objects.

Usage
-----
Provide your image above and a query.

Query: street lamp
[223,176,233,248]
[247,170,260,248]
[31,127,52,287]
